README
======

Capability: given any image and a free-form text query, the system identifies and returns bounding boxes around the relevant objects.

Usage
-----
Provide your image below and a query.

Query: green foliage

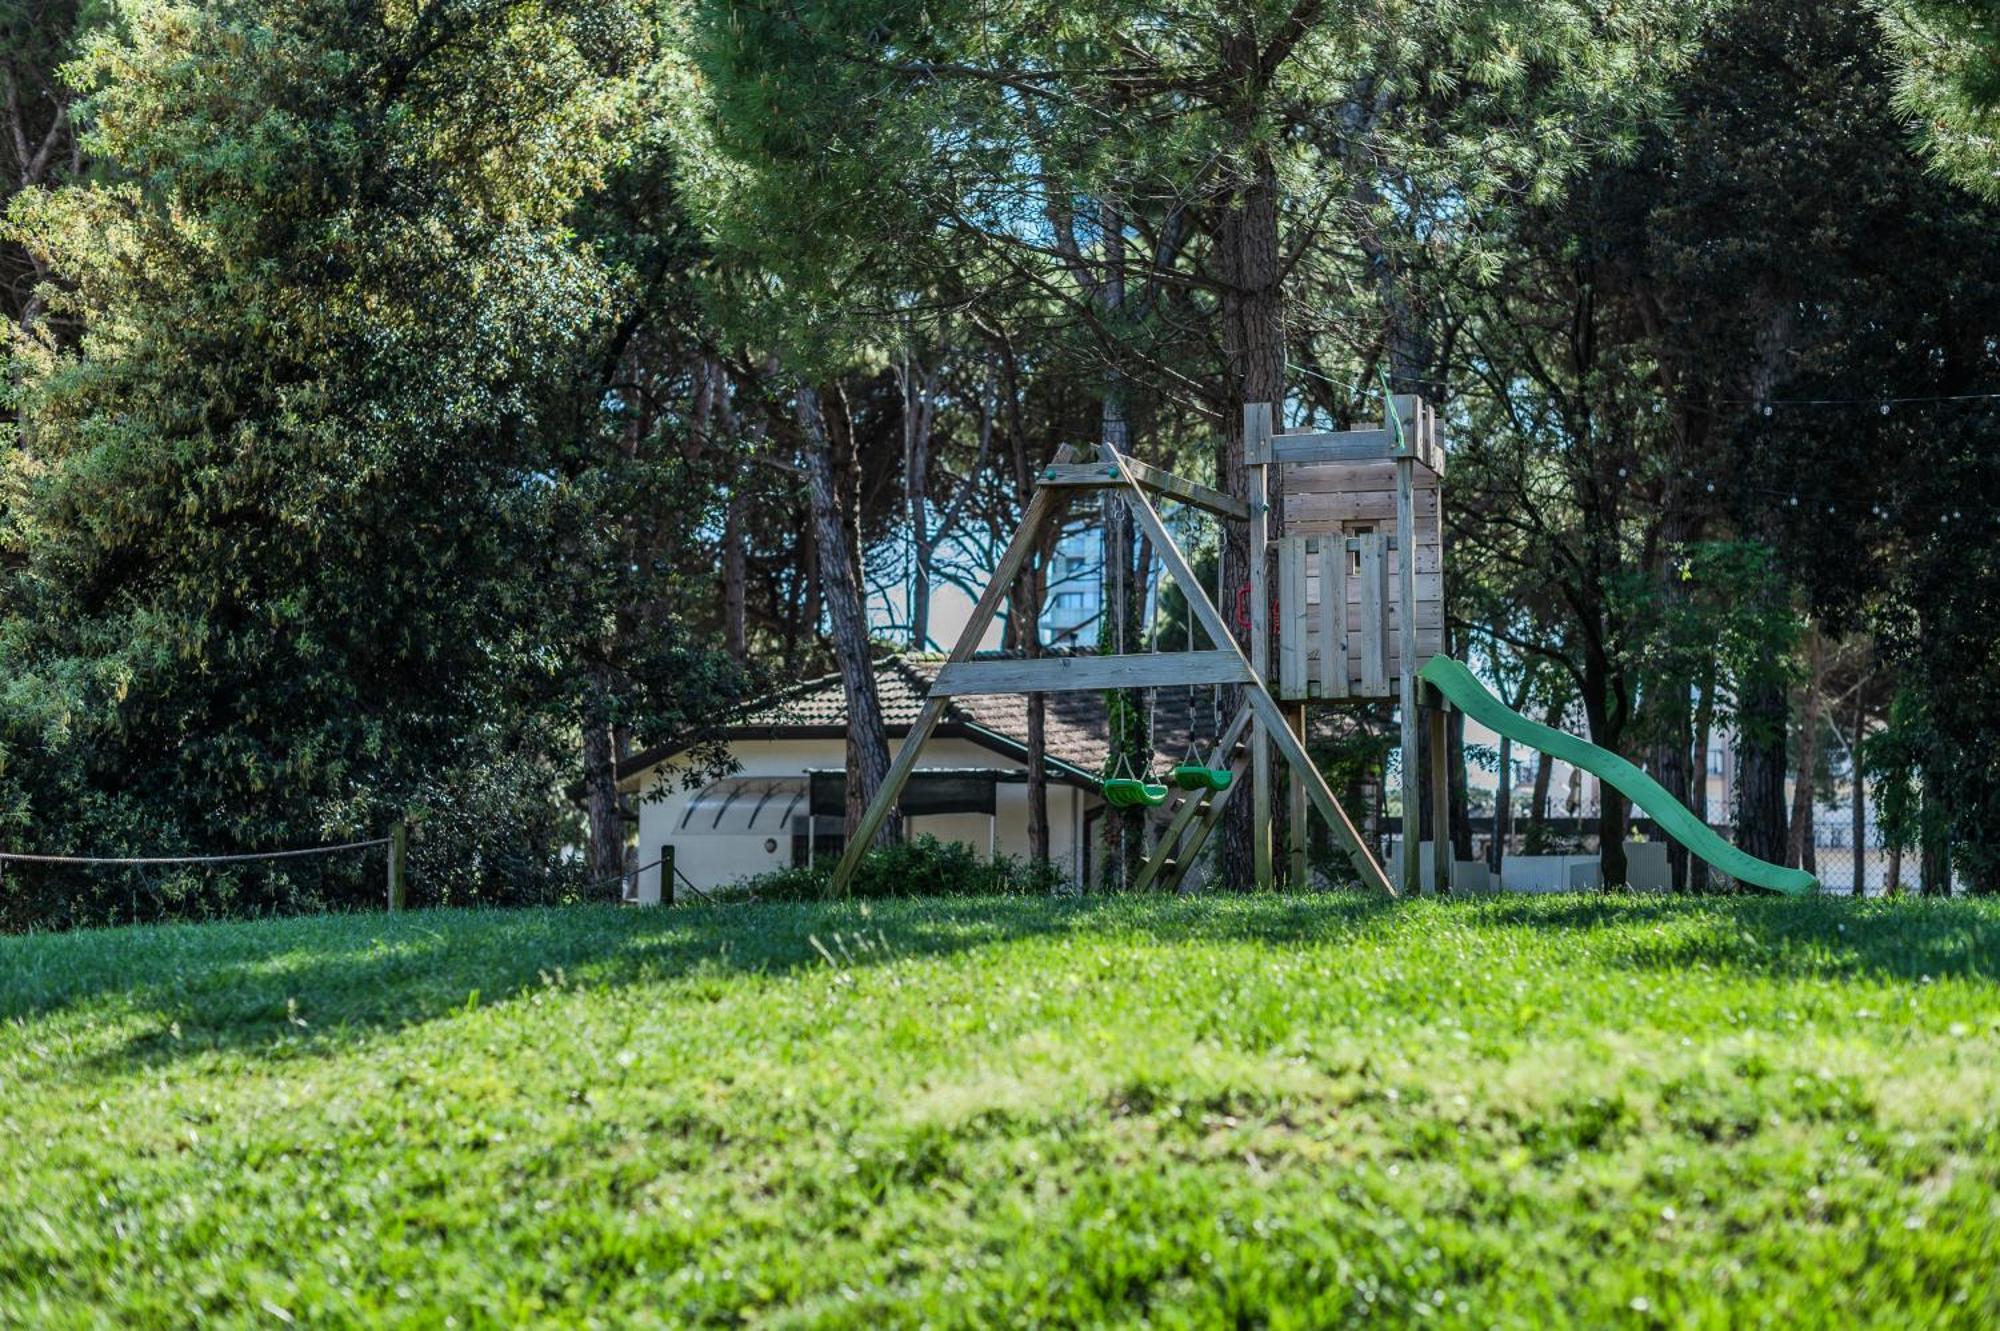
[1881,0,2000,199]
[2,893,1997,1324]
[738,833,1069,900]
[0,0,741,926]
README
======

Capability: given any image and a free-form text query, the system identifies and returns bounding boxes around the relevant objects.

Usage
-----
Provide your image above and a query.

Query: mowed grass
[2,894,1997,1329]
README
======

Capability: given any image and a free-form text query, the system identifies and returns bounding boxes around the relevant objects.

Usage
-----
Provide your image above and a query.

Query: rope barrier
[580,854,663,896]
[673,865,716,902]
[0,836,392,866]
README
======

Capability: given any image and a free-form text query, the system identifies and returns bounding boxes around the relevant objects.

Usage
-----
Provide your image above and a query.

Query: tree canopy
[1,0,1995,923]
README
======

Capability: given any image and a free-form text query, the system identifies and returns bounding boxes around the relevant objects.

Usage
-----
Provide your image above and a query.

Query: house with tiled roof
[613,656,1219,900]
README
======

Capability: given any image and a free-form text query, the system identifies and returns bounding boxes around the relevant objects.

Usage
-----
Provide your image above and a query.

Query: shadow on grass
[1,890,1990,1074]
[0,896,1240,1071]
[1457,891,1999,985]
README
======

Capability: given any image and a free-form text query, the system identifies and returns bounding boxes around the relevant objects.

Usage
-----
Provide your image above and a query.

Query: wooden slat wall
[1276,538,1308,697]
[1356,536,1388,695]
[1271,455,1446,700]
[1273,533,1445,700]
[1317,535,1346,699]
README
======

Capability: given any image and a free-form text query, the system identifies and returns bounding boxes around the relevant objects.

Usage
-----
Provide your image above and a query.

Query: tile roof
[617,653,1231,788]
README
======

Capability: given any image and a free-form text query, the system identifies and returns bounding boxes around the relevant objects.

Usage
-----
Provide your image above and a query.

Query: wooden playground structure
[830,396,1454,899]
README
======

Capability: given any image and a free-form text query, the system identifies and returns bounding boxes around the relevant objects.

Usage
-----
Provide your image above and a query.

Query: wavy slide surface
[1420,656,1817,896]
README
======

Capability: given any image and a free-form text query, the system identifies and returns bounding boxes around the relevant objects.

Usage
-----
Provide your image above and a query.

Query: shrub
[733,835,1070,901]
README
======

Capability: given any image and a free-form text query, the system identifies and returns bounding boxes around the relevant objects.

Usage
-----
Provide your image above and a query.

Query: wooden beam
[1243,401,1276,465]
[1396,418,1423,900]
[1288,703,1308,887]
[1276,537,1307,697]
[1389,394,1420,458]
[1358,535,1387,694]
[931,651,1253,696]
[1246,407,1273,891]
[1108,443,1395,897]
[1133,705,1252,892]
[1243,678,1393,896]
[1161,733,1251,894]
[1268,428,1395,465]
[1038,459,1249,522]
[386,820,408,911]
[1035,463,1124,489]
[1319,536,1348,699]
[829,448,1074,895]
[1123,455,1251,521]
[1429,697,1451,897]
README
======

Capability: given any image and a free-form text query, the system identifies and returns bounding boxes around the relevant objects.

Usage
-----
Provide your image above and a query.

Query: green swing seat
[1171,761,1233,792]
[1103,777,1170,808]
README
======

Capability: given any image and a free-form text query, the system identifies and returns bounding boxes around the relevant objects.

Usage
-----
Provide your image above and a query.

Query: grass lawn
[3,892,1997,1328]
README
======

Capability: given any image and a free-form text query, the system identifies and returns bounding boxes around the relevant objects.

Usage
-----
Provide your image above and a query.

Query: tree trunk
[1101,385,1142,889]
[1007,562,1052,868]
[722,492,748,664]
[797,383,895,847]
[901,354,939,651]
[1581,653,1629,887]
[581,665,624,895]
[1919,787,1951,896]
[1448,705,1474,863]
[1489,670,1533,875]
[1526,704,1558,854]
[1736,676,1790,874]
[995,334,1051,872]
[1786,625,1825,870]
[1216,95,1286,890]
[1648,716,1693,891]
[1647,406,1705,892]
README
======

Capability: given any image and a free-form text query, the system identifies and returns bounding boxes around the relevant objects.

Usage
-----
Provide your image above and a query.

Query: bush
[733,835,1070,901]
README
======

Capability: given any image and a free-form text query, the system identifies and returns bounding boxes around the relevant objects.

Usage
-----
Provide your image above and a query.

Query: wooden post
[1161,758,1247,893]
[1134,706,1253,892]
[387,820,408,912]
[1428,694,1451,896]
[828,448,1074,896]
[1393,394,1423,898]
[660,844,675,905]
[1246,404,1274,891]
[1289,702,1308,888]
[1111,445,1393,896]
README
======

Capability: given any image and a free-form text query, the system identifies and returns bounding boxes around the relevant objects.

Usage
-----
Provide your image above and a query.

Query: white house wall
[632,736,1087,902]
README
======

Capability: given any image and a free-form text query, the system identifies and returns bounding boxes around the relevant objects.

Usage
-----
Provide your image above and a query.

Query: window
[1348,525,1372,575]
[1053,591,1086,610]
[1065,556,1087,575]
[792,816,844,868]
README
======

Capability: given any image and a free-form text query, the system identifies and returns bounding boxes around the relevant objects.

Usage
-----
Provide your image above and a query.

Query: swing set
[829,392,1457,899]
[830,385,1819,898]
[1100,533,1235,809]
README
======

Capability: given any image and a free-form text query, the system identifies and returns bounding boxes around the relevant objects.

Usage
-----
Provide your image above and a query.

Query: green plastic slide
[1420,656,1817,896]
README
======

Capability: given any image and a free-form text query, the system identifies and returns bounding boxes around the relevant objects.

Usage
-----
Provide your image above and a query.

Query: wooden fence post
[387,820,409,911]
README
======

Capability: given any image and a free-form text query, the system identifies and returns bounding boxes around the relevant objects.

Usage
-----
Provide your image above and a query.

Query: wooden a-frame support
[826,441,1395,898]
